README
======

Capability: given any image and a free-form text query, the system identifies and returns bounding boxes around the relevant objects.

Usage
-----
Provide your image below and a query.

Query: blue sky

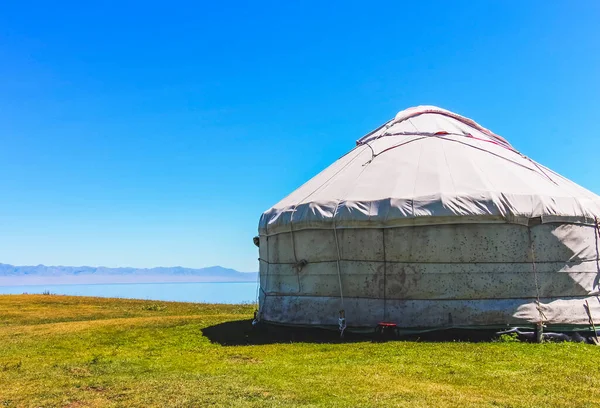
[0,1,599,272]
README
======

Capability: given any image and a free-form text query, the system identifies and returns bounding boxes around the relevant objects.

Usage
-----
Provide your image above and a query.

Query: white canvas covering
[257,106,600,331]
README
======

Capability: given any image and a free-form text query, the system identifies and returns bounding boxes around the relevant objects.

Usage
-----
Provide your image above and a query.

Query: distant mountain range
[0,263,258,285]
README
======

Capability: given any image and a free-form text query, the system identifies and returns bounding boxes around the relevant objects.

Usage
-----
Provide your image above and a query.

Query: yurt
[256,106,600,334]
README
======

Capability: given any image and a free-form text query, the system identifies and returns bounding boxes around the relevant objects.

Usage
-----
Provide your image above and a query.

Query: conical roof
[260,106,600,235]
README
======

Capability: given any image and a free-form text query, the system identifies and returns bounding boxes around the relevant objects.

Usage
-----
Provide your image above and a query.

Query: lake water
[0,282,258,304]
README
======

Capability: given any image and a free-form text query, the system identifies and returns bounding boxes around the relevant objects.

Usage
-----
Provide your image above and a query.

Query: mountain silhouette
[0,263,257,285]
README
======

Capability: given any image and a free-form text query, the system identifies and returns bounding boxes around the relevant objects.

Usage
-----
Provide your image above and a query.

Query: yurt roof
[259,106,600,235]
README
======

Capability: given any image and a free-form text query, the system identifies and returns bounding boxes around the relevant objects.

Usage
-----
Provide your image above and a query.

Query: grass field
[1,294,599,407]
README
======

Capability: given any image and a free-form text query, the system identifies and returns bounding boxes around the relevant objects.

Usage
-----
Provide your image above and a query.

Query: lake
[0,282,258,304]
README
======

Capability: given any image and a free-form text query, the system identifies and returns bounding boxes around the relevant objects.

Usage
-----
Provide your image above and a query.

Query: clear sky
[0,1,598,272]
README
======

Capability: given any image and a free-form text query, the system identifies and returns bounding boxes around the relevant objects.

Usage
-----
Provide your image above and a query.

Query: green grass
[0,295,599,407]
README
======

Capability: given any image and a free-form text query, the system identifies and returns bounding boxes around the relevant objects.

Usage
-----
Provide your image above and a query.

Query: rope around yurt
[332,226,346,337]
[527,227,547,338]
[332,150,376,337]
[288,208,304,293]
[283,145,368,336]
[584,300,599,345]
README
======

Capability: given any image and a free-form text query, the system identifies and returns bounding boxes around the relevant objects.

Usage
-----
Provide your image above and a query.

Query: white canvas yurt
[256,106,600,333]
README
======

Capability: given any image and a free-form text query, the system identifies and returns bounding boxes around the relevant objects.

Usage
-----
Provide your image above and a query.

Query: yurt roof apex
[356,105,512,149]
